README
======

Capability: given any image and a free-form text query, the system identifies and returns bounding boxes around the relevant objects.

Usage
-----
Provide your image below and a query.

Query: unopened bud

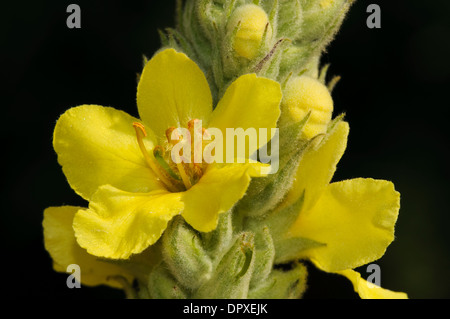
[281,75,333,139]
[300,0,351,43]
[227,4,272,60]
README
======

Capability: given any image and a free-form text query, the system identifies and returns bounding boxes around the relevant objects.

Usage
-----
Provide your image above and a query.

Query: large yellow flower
[45,48,281,262]
[281,120,408,299]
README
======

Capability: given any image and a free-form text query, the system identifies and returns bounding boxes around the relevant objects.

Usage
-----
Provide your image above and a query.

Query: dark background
[2,0,449,299]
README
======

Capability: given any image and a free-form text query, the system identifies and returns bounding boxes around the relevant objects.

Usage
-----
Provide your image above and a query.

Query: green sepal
[252,38,290,80]
[327,112,346,133]
[146,262,188,299]
[196,0,221,41]
[259,189,305,237]
[194,232,255,298]
[248,262,308,299]
[234,113,312,217]
[267,0,279,39]
[98,244,162,286]
[161,216,213,290]
[165,28,198,59]
[179,0,213,73]
[278,0,353,79]
[201,210,234,265]
[249,226,275,289]
[277,0,302,40]
[318,63,341,92]
[278,42,323,80]
[318,63,331,84]
[298,0,353,45]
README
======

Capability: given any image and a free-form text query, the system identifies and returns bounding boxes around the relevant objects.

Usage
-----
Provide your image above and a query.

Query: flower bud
[281,75,333,139]
[277,0,303,40]
[227,4,272,60]
[300,0,350,44]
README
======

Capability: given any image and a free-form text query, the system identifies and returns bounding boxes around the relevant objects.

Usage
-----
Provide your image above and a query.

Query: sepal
[201,211,234,264]
[248,262,307,299]
[161,216,213,290]
[146,262,188,299]
[234,113,312,217]
[249,227,276,289]
[194,232,255,298]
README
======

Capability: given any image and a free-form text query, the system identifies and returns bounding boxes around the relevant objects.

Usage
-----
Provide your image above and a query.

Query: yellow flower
[280,120,408,299]
[45,48,282,263]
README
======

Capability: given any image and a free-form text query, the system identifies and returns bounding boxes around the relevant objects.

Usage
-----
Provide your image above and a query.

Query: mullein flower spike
[44,0,407,299]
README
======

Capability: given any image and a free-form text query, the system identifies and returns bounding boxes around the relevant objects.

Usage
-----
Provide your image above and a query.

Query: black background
[2,0,450,299]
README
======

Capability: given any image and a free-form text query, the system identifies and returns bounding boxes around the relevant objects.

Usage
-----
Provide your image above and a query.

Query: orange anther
[187,119,201,130]
[132,122,147,137]
[202,127,210,139]
[165,126,181,145]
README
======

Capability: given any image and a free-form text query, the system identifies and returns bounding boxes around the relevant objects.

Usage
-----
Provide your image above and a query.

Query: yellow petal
[43,206,134,288]
[282,120,349,211]
[290,178,400,272]
[73,185,184,259]
[53,105,163,201]
[337,269,408,299]
[181,163,262,232]
[137,49,213,139]
[208,74,281,161]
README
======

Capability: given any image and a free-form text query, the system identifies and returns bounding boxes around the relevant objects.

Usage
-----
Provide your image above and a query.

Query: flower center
[133,119,209,192]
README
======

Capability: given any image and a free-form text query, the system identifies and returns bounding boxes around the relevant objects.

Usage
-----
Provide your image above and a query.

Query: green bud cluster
[141,212,309,298]
[159,0,353,103]
[133,0,354,299]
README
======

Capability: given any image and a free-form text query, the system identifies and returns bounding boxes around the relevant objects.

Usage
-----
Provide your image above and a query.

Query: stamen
[202,127,210,139]
[201,127,211,165]
[176,157,192,190]
[165,126,181,145]
[171,141,192,189]
[187,119,201,131]
[133,122,178,192]
[166,126,192,179]
[188,119,204,165]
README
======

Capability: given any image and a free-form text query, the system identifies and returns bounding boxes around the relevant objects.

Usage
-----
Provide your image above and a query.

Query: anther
[202,127,210,139]
[187,119,201,131]
[165,127,181,145]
